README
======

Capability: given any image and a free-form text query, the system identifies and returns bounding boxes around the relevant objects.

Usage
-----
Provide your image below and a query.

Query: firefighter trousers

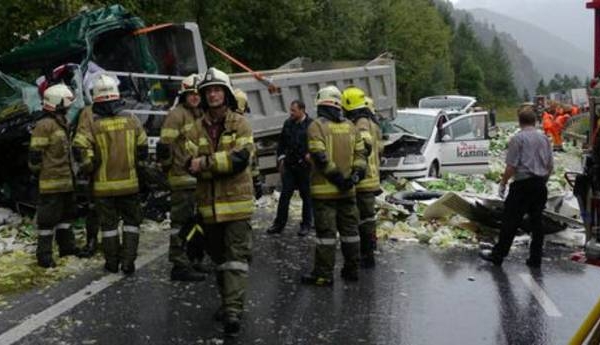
[356,192,376,260]
[95,195,142,268]
[203,220,253,317]
[36,192,77,263]
[312,198,360,279]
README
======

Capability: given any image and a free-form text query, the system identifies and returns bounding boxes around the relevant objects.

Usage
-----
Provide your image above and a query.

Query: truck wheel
[428,162,439,178]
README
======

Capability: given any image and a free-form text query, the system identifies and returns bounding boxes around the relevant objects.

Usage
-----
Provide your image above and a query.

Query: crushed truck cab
[380,108,491,179]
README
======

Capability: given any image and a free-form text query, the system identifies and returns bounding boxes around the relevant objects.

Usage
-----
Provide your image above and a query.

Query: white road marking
[519,273,562,317]
[0,243,169,345]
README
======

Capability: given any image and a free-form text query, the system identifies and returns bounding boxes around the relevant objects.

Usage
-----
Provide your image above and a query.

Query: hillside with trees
[0,0,520,106]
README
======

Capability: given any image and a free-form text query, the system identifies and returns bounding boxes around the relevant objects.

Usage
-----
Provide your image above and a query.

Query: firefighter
[301,85,367,286]
[157,74,207,281]
[188,67,255,336]
[74,105,100,258]
[73,75,148,274]
[341,87,382,268]
[29,84,81,268]
[233,88,263,200]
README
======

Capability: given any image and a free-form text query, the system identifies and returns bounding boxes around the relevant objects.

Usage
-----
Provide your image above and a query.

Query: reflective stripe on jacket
[190,110,255,223]
[74,111,147,197]
[354,116,381,193]
[307,117,366,199]
[29,114,74,194]
[160,104,200,190]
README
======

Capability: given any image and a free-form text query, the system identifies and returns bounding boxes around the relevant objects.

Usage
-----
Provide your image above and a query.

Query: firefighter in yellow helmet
[29,84,81,268]
[188,67,255,336]
[342,87,382,268]
[157,73,207,281]
[301,85,367,286]
[233,88,263,199]
[73,75,148,274]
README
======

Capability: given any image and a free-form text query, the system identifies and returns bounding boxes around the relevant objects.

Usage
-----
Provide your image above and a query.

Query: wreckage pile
[375,124,585,249]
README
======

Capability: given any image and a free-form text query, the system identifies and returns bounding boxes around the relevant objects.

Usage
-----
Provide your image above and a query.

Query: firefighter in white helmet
[29,84,81,268]
[73,74,148,274]
[188,67,255,336]
[158,73,206,281]
[301,85,366,285]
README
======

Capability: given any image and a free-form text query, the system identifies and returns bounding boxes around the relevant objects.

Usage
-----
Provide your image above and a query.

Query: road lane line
[519,273,562,317]
[0,243,169,345]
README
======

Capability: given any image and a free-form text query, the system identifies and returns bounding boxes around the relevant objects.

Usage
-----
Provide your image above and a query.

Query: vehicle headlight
[403,154,425,165]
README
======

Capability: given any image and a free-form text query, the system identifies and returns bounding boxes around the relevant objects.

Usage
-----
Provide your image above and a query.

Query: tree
[483,36,518,103]
[536,79,547,95]
[456,54,484,98]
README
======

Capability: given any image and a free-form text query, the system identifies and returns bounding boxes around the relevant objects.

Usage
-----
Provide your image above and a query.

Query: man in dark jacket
[267,100,314,236]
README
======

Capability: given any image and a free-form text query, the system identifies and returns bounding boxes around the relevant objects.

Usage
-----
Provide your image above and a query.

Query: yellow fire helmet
[341,86,367,112]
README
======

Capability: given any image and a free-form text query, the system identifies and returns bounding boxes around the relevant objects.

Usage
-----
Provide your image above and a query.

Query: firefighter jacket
[73,103,148,197]
[29,113,74,194]
[307,107,367,200]
[354,116,382,193]
[188,110,255,224]
[159,103,200,190]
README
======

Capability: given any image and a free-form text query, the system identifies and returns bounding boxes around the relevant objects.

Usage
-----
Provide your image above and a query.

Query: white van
[380,108,491,178]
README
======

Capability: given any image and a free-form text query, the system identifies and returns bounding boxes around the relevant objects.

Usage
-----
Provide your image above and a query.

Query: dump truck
[0,5,397,212]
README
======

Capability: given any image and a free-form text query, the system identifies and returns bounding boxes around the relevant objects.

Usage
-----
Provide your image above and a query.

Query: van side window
[445,115,485,140]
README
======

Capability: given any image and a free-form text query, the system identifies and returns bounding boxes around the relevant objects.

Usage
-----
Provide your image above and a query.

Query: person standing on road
[29,84,81,268]
[73,75,148,275]
[267,100,314,236]
[301,86,367,286]
[479,105,553,268]
[341,87,382,268]
[188,67,255,337]
[157,74,207,282]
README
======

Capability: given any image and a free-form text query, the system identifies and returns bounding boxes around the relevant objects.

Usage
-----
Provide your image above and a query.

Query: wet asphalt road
[1,211,599,345]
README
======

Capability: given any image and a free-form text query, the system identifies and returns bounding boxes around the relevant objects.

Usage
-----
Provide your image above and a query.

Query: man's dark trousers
[273,165,312,229]
[493,177,547,262]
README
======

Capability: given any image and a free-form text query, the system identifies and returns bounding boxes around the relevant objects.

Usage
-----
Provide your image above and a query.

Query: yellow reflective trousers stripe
[39,178,73,191]
[94,178,138,192]
[30,137,49,147]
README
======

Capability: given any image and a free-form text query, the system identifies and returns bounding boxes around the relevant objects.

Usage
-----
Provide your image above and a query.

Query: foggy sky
[452,0,593,55]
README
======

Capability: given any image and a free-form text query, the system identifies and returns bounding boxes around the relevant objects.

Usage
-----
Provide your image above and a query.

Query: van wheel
[428,162,439,178]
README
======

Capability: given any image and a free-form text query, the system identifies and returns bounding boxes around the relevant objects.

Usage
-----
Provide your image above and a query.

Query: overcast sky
[450,0,593,54]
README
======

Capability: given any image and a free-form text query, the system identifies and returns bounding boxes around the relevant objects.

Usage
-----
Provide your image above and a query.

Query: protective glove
[350,168,366,185]
[340,178,355,192]
[497,183,507,200]
[326,171,348,192]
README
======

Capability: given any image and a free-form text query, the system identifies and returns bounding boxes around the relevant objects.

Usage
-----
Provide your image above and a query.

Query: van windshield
[391,113,435,139]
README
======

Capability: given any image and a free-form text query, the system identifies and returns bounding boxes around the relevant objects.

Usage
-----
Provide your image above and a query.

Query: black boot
[341,267,359,282]
[78,237,98,258]
[479,249,503,266]
[266,224,284,234]
[170,266,207,281]
[223,313,241,337]
[56,225,81,257]
[121,230,139,275]
[102,232,120,273]
[36,230,56,268]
